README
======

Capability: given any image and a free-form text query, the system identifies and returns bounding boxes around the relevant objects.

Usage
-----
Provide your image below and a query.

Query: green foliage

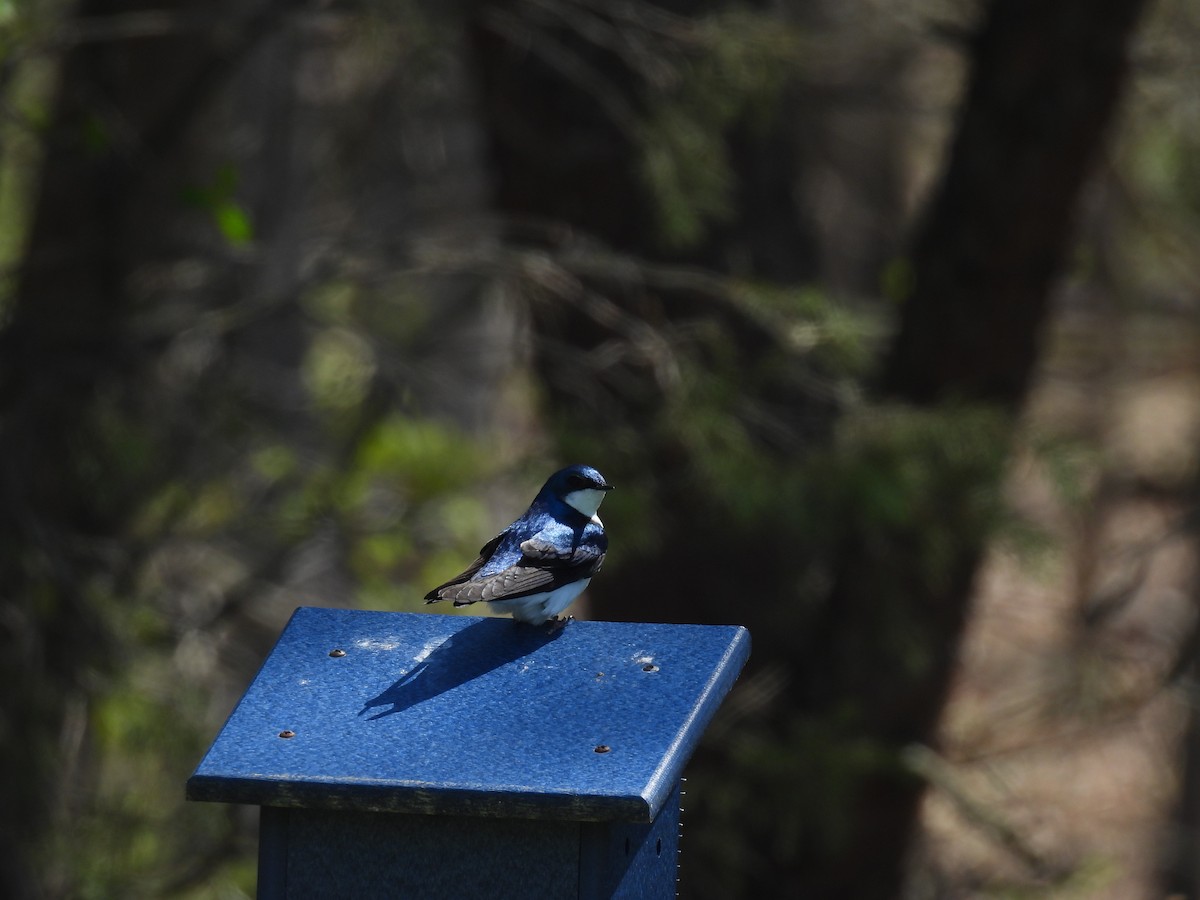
[0,4,56,315]
[734,282,880,375]
[833,405,1009,520]
[642,398,1023,899]
[640,108,735,248]
[349,416,486,504]
[41,620,255,899]
[38,404,505,893]
[338,415,497,604]
[303,326,376,415]
[688,710,909,897]
[637,8,804,248]
[823,404,1012,596]
[214,204,253,246]
[301,279,359,326]
[81,112,111,155]
[881,256,916,305]
[181,164,255,248]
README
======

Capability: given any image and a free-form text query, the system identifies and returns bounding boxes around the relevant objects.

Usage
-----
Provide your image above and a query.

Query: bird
[424,464,613,627]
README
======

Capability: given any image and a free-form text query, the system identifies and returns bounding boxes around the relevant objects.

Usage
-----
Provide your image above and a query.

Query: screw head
[329,649,346,658]
[278,730,296,739]
[594,744,611,754]
[642,663,659,673]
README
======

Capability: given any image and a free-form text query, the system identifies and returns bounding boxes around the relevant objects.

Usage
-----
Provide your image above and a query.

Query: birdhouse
[187,607,750,899]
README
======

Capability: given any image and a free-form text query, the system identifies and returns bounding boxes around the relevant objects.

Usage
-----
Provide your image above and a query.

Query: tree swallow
[425,464,613,627]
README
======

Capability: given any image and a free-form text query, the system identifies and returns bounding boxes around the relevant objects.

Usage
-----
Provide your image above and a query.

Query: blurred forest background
[2,0,1199,897]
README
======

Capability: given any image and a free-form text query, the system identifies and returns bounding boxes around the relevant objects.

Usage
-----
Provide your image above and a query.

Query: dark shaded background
[2,0,1198,897]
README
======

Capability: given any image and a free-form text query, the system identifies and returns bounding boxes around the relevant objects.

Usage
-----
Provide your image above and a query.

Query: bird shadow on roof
[359,617,562,720]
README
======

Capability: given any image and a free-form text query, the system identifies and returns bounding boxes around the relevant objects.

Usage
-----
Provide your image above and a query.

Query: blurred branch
[478,4,642,136]
[1,1,310,161]
[0,12,195,110]
[1079,498,1200,628]
[157,806,245,898]
[1159,468,1200,895]
[565,0,689,40]
[520,0,685,89]
[51,10,214,45]
[1104,158,1200,302]
[904,743,1071,882]
[408,236,863,359]
[947,666,1182,765]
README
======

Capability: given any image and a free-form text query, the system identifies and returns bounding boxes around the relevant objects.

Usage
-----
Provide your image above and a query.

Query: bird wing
[519,536,603,566]
[426,537,605,607]
[423,531,506,601]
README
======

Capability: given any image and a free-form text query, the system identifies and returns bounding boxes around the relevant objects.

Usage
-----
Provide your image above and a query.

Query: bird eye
[567,475,588,489]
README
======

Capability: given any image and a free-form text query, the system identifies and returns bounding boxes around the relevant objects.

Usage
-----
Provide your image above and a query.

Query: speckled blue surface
[188,608,750,823]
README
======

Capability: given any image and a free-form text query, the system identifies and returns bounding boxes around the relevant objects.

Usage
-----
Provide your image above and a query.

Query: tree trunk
[814,0,1150,894]
[882,0,1149,407]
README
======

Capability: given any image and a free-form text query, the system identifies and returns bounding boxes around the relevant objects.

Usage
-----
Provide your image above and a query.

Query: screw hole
[656,838,662,856]
[642,663,659,673]
[624,837,630,856]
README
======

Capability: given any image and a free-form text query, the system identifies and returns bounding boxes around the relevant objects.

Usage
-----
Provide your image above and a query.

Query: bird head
[544,464,614,518]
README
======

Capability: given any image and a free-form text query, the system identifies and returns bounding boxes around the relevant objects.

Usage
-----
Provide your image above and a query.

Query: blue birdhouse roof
[187,607,750,823]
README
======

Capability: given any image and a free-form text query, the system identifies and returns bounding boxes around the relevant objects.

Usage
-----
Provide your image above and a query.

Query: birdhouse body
[188,607,750,899]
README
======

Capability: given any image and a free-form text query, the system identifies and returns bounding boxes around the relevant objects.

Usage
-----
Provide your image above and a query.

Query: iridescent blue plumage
[424,464,613,626]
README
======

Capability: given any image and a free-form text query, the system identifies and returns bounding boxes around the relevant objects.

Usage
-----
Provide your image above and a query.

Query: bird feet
[545,615,573,634]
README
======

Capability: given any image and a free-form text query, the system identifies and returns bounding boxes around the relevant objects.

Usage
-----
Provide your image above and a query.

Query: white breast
[491,578,592,625]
